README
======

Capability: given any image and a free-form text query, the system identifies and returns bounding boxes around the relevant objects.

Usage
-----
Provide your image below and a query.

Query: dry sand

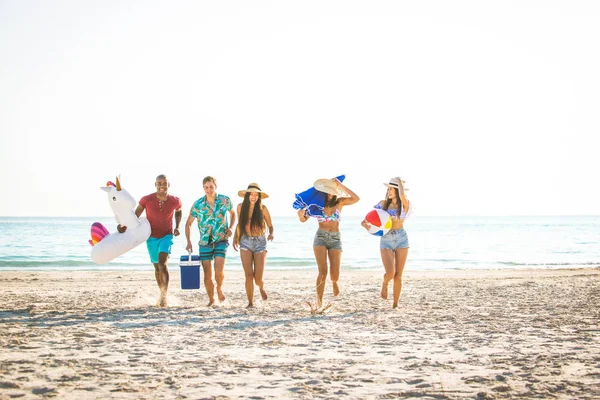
[1,267,599,399]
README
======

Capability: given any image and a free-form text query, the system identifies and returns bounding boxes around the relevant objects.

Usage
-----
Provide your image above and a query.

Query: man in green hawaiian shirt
[185,176,236,306]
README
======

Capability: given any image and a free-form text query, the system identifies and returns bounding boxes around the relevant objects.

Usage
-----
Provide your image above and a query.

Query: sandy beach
[1,267,599,399]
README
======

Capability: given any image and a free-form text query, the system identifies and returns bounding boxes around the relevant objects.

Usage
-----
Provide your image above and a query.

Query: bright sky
[1,1,598,217]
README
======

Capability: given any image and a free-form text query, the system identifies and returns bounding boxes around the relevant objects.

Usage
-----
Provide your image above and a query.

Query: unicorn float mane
[89,222,109,246]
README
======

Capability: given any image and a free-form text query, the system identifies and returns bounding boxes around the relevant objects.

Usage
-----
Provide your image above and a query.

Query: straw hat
[314,178,345,196]
[384,177,408,190]
[238,183,269,198]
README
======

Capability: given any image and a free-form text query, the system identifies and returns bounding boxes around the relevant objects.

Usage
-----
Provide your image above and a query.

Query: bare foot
[260,288,268,301]
[246,303,254,308]
[315,298,322,310]
[217,290,226,302]
[392,303,399,309]
[157,292,167,307]
[307,300,333,315]
[381,282,388,300]
[332,282,340,297]
[207,299,215,307]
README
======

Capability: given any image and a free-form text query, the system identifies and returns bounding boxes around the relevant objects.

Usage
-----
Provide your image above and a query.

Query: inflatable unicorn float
[89,177,151,264]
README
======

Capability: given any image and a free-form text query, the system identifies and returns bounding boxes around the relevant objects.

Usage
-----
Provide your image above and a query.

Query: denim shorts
[240,234,267,253]
[146,235,174,264]
[380,228,409,250]
[313,229,342,250]
[199,240,229,261]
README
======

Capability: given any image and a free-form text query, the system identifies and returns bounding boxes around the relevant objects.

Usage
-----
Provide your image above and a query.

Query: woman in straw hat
[361,177,412,309]
[233,183,274,308]
[297,176,359,308]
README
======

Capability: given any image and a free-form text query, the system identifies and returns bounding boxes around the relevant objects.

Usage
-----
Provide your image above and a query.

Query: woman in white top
[361,177,411,309]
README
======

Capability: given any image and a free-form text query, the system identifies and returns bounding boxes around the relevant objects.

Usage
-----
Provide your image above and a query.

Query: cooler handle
[188,250,192,263]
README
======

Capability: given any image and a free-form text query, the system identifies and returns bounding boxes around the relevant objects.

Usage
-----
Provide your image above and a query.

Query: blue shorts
[380,228,409,251]
[240,235,267,253]
[313,229,342,251]
[146,235,174,264]
[199,240,229,261]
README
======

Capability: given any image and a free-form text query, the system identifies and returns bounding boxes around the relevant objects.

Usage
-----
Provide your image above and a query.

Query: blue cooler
[179,253,201,290]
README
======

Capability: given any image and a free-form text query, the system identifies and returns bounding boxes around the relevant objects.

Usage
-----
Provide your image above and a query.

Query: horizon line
[2,214,600,219]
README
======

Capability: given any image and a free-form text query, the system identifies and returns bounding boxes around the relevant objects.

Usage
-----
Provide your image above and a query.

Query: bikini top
[316,208,341,223]
[374,202,411,220]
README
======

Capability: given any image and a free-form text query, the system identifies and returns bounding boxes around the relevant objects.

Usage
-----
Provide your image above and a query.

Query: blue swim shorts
[199,240,229,261]
[146,234,174,264]
[240,234,267,253]
[313,229,342,251]
[380,228,409,251]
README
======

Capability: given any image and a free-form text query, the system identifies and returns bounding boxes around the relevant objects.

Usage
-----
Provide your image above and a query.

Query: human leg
[240,235,267,304]
[253,250,267,300]
[313,246,329,306]
[152,263,162,289]
[213,241,229,302]
[152,263,163,306]
[392,248,409,308]
[328,249,342,297]
[202,260,215,306]
[200,242,219,306]
[147,237,161,290]
[147,236,172,307]
[240,249,255,307]
[156,252,170,307]
[380,230,405,301]
[379,249,396,300]
[214,257,226,302]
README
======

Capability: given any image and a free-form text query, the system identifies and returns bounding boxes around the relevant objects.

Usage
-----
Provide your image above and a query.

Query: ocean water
[0,216,598,272]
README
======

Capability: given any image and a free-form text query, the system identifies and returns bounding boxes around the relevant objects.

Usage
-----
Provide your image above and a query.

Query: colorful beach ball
[365,209,392,236]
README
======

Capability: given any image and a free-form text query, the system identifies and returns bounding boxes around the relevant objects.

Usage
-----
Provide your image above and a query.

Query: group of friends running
[117,174,411,309]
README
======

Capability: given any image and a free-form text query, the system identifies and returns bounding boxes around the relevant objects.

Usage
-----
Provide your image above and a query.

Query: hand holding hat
[397,177,406,196]
[384,176,407,196]
[313,177,348,197]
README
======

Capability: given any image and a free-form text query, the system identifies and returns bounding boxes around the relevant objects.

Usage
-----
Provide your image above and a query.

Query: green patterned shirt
[190,194,233,246]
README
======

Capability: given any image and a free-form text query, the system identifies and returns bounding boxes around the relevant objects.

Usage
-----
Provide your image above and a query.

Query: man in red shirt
[119,174,182,307]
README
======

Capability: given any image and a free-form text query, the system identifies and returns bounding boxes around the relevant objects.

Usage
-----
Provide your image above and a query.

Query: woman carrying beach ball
[361,177,412,309]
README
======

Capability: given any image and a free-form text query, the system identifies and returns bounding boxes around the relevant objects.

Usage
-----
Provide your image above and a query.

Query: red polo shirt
[139,194,182,238]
